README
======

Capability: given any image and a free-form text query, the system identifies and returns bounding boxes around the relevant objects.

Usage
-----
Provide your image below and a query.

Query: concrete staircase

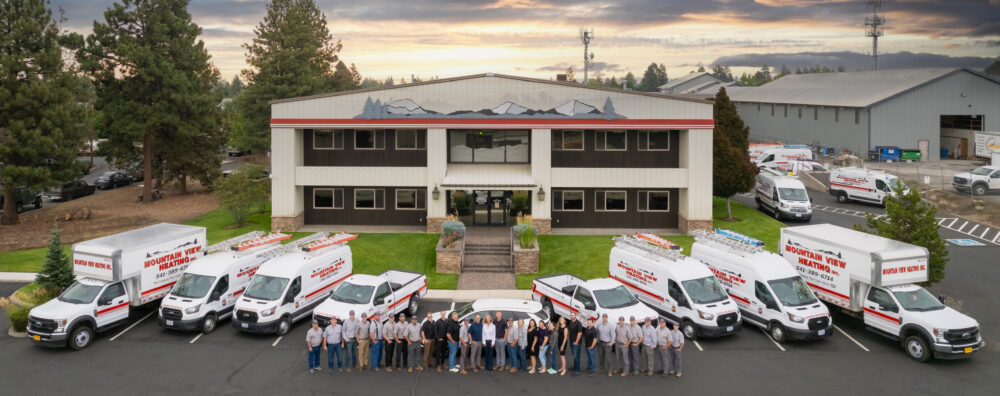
[457,227,515,289]
[462,243,512,273]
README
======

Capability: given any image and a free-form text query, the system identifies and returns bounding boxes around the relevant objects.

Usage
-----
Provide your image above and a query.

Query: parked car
[532,274,658,323]
[45,180,96,201]
[952,165,1000,196]
[423,299,549,326]
[312,270,427,326]
[95,171,131,189]
[0,186,42,213]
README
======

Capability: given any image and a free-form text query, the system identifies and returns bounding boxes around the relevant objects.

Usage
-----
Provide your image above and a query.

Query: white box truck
[27,223,206,350]
[232,233,356,336]
[692,229,831,343]
[755,170,812,222]
[608,233,741,340]
[780,224,982,361]
[313,270,427,326]
[158,231,292,333]
[829,167,908,206]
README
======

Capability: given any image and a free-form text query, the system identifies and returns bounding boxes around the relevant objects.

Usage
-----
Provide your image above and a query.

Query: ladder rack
[255,232,330,261]
[300,233,358,253]
[205,231,265,254]
[232,233,293,251]
[691,229,764,255]
[614,234,686,262]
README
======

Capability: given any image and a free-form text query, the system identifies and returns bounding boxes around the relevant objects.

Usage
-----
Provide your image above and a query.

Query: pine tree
[986,58,1000,77]
[855,187,948,286]
[623,72,637,89]
[0,0,91,225]
[638,63,667,92]
[234,0,343,153]
[712,88,756,220]
[36,226,75,291]
[332,61,360,91]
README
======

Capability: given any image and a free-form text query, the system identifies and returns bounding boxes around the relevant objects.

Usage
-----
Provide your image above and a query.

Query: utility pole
[580,28,594,83]
[865,0,885,70]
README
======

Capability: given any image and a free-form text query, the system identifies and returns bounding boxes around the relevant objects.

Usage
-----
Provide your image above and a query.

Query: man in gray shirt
[342,311,359,372]
[596,313,615,376]
[393,313,408,370]
[406,315,422,372]
[357,313,371,371]
[383,315,397,372]
[627,316,643,376]
[322,319,344,372]
[517,318,528,372]
[614,316,630,377]
[306,320,324,373]
[656,319,673,379]
[459,318,470,374]
[668,322,685,377]
[640,317,658,376]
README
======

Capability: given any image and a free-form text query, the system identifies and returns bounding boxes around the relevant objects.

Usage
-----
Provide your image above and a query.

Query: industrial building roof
[727,67,999,108]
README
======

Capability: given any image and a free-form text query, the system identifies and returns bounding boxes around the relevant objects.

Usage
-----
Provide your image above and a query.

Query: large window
[638,131,669,151]
[313,130,344,150]
[638,191,669,212]
[355,130,384,150]
[552,130,584,150]
[595,191,626,211]
[595,131,626,151]
[448,130,530,163]
[395,129,424,150]
[395,189,426,210]
[354,189,385,209]
[552,190,584,211]
[314,188,344,209]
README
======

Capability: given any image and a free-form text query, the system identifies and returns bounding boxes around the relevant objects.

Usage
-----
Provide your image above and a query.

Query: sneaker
[386,367,392,372]
[620,371,627,377]
[373,368,380,372]
[676,372,682,377]
[608,371,613,377]
[437,366,442,373]
[587,372,593,377]
[461,370,468,375]
[647,371,653,377]
[328,368,334,373]
[528,369,535,374]
[450,367,459,373]
[548,368,557,374]
[309,368,315,373]
[339,368,344,372]
[668,370,675,375]
[661,374,669,379]
[416,366,423,371]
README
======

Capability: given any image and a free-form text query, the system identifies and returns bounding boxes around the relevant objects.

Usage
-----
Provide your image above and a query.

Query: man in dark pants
[382,314,397,372]
[434,311,449,372]
[421,313,436,371]
[395,313,408,370]
[493,311,507,370]
[584,318,599,377]
[568,312,584,376]
[627,316,643,376]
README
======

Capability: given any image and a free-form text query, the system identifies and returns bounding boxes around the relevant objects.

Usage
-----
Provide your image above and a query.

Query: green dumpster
[900,150,922,161]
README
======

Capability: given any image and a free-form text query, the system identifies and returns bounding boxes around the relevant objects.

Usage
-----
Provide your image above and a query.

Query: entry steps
[462,243,513,273]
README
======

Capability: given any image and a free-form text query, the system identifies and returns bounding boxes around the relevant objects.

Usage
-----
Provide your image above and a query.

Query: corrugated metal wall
[734,103,870,153]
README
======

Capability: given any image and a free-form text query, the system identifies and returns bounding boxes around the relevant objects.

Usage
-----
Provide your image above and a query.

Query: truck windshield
[330,282,374,304]
[768,276,818,307]
[972,167,993,176]
[171,273,216,299]
[892,288,945,312]
[778,188,809,201]
[681,276,729,304]
[244,275,289,301]
[58,282,103,304]
[594,285,638,309]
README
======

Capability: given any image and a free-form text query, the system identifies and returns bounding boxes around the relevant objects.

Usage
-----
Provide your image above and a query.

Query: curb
[0,272,37,283]
[8,327,27,338]
[423,289,531,302]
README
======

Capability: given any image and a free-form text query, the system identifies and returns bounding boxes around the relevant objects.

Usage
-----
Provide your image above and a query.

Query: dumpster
[900,150,922,161]
[876,146,901,161]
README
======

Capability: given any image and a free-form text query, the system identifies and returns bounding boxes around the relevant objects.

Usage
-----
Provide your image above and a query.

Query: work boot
[386,367,392,372]
[437,366,442,372]
[608,370,613,377]
[408,367,413,373]
[620,371,627,377]
[461,369,468,375]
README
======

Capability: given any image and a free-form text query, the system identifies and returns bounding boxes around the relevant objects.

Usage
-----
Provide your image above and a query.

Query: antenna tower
[580,28,595,83]
[865,0,885,70]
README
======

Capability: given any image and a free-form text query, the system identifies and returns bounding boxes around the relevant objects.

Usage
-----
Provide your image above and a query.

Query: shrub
[442,220,466,239]
[36,226,74,291]
[213,171,257,227]
[512,223,537,237]
[519,226,536,249]
[441,231,462,249]
[8,306,29,332]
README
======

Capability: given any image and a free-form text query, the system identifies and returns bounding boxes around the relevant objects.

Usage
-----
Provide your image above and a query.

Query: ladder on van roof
[614,234,686,262]
[206,231,266,254]
[692,229,765,255]
[253,232,331,261]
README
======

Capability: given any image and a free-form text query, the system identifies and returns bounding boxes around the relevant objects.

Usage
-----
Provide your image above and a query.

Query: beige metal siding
[679,129,713,221]
[271,128,301,217]
[735,103,870,153]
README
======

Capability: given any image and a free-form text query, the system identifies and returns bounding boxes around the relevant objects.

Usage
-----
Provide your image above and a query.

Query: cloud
[536,61,622,74]
[712,51,995,71]
[973,40,1000,47]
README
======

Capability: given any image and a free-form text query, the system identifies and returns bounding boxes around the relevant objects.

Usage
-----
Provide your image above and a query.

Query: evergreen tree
[712,87,756,220]
[855,187,949,286]
[986,58,1000,77]
[332,61,361,91]
[697,65,706,72]
[1,0,90,225]
[235,0,343,153]
[637,63,668,92]
[779,64,791,76]
[623,72,637,89]
[36,226,75,291]
[230,76,244,96]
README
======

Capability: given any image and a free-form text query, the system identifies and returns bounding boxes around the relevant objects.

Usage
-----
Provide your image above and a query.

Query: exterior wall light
[537,186,545,201]
[432,186,440,200]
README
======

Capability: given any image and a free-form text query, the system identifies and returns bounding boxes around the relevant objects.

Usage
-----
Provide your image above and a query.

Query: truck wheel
[542,299,555,321]
[773,207,782,221]
[15,202,23,214]
[904,335,931,362]
[837,191,849,204]
[407,295,420,317]
[33,198,42,209]
[755,197,762,210]
[276,316,291,336]
[973,184,987,196]
[769,323,787,343]
[202,313,217,334]
[69,325,93,351]
[681,320,698,341]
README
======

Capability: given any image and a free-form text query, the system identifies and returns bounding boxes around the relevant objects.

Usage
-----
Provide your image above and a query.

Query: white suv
[953,166,1000,196]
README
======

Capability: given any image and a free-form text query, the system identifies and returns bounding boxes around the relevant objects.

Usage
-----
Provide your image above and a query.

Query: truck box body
[780,224,928,312]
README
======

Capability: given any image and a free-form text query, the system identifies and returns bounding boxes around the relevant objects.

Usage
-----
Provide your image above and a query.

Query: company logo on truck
[708,267,745,288]
[144,244,203,271]
[237,264,260,279]
[784,241,845,277]
[311,259,345,280]
[74,257,112,270]
[615,261,657,285]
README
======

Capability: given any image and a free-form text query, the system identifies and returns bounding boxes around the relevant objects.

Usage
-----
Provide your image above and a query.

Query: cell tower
[580,28,595,83]
[865,0,885,70]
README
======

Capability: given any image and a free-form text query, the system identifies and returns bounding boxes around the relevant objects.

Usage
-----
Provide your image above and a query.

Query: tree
[36,225,75,290]
[565,67,575,83]
[230,75,244,96]
[637,63,668,92]
[213,166,269,227]
[235,0,343,153]
[623,72,637,90]
[779,64,791,77]
[331,61,361,91]
[986,58,1000,77]
[710,64,734,82]
[1,0,90,225]
[697,65,706,72]
[712,87,756,220]
[855,187,948,286]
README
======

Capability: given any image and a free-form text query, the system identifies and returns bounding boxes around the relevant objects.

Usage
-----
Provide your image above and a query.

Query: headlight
[261,307,276,317]
[55,319,68,332]
[697,310,714,320]
[932,328,948,343]
[787,313,805,323]
[185,305,201,314]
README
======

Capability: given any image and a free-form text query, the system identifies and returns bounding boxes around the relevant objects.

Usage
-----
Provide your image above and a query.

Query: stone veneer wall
[679,216,713,234]
[271,213,304,233]
[436,236,463,274]
[426,217,446,234]
[532,218,552,235]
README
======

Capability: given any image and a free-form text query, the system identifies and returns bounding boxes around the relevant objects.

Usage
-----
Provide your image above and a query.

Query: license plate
[166,320,174,326]
[241,322,249,328]
[795,213,802,217]
[817,329,825,336]
[726,326,734,332]
[964,347,973,354]
[33,335,40,341]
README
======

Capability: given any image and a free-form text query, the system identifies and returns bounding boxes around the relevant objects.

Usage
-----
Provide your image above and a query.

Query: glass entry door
[473,190,507,226]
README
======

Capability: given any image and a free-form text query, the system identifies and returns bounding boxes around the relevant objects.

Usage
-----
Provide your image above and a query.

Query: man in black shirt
[584,318,599,377]
[493,311,508,370]
[420,313,436,371]
[446,312,462,372]
[568,312,584,376]
[434,312,449,372]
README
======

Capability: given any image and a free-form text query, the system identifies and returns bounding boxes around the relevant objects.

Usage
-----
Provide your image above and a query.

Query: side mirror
[937,294,945,304]
[766,301,779,311]
[374,298,385,306]
[584,304,596,311]
[98,296,111,306]
[209,291,221,302]
[284,294,295,305]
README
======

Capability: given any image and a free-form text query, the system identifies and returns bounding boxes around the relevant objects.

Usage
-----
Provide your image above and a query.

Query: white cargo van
[692,229,831,342]
[755,170,812,222]
[232,233,356,336]
[748,144,785,162]
[27,223,206,350]
[829,167,908,206]
[781,224,982,361]
[313,270,427,326]
[158,232,291,333]
[609,234,741,340]
[755,147,812,169]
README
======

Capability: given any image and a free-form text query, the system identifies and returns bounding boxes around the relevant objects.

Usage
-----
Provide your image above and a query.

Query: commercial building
[728,67,1000,160]
[658,72,736,95]
[269,74,714,233]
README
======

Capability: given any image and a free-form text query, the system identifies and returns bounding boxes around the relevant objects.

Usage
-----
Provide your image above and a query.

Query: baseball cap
[618,316,625,321]
[629,316,635,321]
[312,319,319,324]
[601,313,608,318]
[349,310,355,315]
[361,313,368,318]
[659,318,667,324]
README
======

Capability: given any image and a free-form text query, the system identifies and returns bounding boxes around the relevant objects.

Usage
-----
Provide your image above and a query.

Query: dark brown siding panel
[551,130,679,168]
[303,186,426,226]
[551,188,678,228]
[304,129,428,167]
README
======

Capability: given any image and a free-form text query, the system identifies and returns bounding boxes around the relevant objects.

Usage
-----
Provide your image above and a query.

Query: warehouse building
[658,72,736,95]
[728,67,1000,160]
[268,73,715,233]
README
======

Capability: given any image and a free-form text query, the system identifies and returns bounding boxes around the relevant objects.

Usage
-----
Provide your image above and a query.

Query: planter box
[511,229,539,274]
[436,235,464,274]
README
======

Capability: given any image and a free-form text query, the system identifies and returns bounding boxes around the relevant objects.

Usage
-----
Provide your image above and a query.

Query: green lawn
[0,246,70,273]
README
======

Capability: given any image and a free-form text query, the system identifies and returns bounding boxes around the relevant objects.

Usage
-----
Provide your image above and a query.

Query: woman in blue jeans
[483,316,496,371]
[537,322,550,374]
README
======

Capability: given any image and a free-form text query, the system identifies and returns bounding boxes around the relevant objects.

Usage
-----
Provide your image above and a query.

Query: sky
[51,0,1000,82]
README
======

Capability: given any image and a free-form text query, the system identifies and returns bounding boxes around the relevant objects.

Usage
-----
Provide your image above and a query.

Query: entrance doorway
[474,190,506,226]
[448,190,531,226]
[940,115,983,159]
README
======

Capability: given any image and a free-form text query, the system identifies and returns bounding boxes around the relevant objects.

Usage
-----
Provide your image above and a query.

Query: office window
[553,190,584,211]
[313,130,343,150]
[313,188,343,209]
[638,131,669,151]
[595,191,626,211]
[394,189,426,210]
[395,129,424,150]
[595,131,626,151]
[552,130,584,150]
[354,189,385,209]
[835,108,840,123]
[355,130,384,150]
[448,130,530,163]
[638,191,670,212]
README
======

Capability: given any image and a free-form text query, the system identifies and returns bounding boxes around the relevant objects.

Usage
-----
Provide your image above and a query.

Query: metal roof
[727,67,1000,108]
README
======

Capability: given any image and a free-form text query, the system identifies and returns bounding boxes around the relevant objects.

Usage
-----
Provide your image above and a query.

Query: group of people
[304,309,685,379]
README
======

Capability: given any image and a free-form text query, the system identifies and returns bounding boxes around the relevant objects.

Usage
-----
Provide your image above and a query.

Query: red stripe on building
[728,293,750,305]
[96,302,129,316]
[609,275,664,302]
[271,118,714,129]
[142,282,176,296]
[863,308,901,324]
[305,272,353,299]
[830,182,872,192]
[806,282,850,300]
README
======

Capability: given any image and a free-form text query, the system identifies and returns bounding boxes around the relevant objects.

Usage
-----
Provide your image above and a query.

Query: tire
[202,313,218,334]
[276,316,291,336]
[15,202,23,214]
[769,322,787,343]
[69,325,94,351]
[973,184,987,196]
[542,299,555,321]
[33,198,41,209]
[755,197,762,210]
[904,335,931,362]
[773,207,782,221]
[681,320,698,341]
[407,295,420,317]
[837,191,849,204]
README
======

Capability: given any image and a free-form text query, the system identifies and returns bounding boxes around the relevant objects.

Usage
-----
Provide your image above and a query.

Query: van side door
[209,275,230,313]
[571,287,597,321]
[372,282,392,318]
[95,282,129,327]
[864,287,902,336]
[875,179,888,200]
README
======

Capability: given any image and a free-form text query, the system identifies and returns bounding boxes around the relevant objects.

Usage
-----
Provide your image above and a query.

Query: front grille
[28,316,57,332]
[954,177,968,185]
[808,316,829,330]
[790,207,808,213]
[944,327,979,343]
[236,309,258,323]
[716,312,738,326]
[161,307,183,321]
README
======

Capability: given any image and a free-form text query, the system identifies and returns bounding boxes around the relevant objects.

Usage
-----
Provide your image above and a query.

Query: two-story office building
[269,74,715,234]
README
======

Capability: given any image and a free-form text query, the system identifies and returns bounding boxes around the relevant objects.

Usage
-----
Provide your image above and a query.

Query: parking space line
[833,325,869,352]
[692,340,703,352]
[993,232,1000,243]
[957,221,969,232]
[190,333,203,344]
[109,311,153,341]
[272,336,283,347]
[968,224,979,234]
[947,218,958,228]
[759,327,785,352]
[980,228,991,239]
[937,218,946,225]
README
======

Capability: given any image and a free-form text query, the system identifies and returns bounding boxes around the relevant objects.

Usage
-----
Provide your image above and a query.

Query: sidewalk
[0,272,36,282]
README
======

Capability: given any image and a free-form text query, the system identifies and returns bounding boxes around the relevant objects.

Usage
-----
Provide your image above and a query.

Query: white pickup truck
[531,274,658,322]
[313,270,427,325]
